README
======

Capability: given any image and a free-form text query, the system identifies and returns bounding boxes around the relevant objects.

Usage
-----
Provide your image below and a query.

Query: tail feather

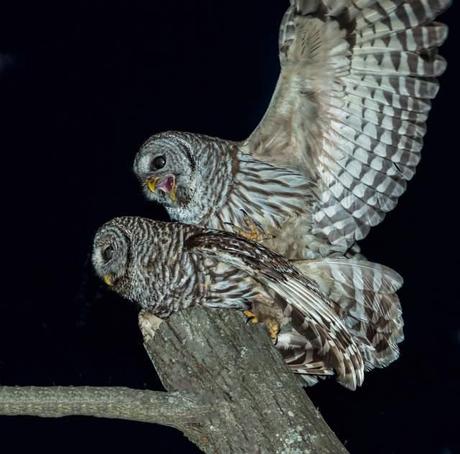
[275,275,366,389]
[294,258,404,369]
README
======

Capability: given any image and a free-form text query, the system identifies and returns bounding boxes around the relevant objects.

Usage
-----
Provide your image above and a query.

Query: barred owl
[92,216,403,390]
[133,0,449,260]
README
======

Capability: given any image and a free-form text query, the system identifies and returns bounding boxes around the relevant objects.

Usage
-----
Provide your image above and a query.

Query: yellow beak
[145,176,177,203]
[146,177,159,193]
[103,274,114,287]
[170,183,177,202]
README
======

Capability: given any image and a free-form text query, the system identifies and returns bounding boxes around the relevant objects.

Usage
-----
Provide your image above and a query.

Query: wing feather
[187,231,365,389]
[242,0,450,249]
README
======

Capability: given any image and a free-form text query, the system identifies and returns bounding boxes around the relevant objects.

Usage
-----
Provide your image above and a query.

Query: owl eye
[102,245,114,262]
[151,155,166,170]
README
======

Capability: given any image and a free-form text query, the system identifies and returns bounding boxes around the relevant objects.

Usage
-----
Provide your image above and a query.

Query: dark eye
[102,245,114,262]
[151,155,166,170]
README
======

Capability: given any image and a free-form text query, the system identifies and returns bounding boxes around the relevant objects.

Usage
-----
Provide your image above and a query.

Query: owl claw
[239,217,270,242]
[237,228,266,242]
[243,310,259,324]
[228,211,273,243]
[243,310,279,344]
[266,319,280,344]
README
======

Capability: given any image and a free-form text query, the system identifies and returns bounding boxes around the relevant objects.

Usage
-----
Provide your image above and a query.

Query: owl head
[133,131,198,210]
[92,217,199,316]
[92,218,134,297]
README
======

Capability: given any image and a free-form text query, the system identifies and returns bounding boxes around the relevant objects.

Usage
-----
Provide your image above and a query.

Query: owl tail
[293,258,404,371]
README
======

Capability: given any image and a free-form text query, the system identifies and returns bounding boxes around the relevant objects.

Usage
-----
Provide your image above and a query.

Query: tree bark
[141,307,347,453]
[0,307,348,453]
[0,386,210,428]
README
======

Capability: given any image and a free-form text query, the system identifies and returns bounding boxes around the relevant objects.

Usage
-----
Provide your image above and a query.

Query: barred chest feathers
[166,140,322,259]
[128,221,258,317]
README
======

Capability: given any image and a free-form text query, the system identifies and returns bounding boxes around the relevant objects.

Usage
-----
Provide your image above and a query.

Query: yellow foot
[236,224,264,242]
[243,310,259,324]
[266,319,280,344]
[231,211,273,243]
[244,310,279,343]
[236,219,267,242]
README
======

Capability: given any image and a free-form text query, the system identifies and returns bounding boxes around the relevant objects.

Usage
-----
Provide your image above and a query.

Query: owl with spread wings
[133,0,449,260]
[93,217,403,390]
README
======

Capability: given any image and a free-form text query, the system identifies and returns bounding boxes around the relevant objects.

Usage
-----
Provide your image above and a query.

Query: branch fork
[0,307,347,453]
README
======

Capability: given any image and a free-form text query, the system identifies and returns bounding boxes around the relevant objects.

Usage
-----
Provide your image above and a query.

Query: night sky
[0,1,458,453]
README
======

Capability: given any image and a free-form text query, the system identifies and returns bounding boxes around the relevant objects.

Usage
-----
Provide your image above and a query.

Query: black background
[0,1,458,453]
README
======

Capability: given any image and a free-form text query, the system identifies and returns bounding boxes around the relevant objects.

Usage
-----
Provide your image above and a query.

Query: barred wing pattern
[294,258,403,368]
[189,230,374,390]
[93,217,404,389]
[244,0,449,248]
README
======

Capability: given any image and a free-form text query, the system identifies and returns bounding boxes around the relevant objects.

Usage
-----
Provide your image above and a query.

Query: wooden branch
[0,307,348,453]
[0,386,211,429]
[141,307,348,453]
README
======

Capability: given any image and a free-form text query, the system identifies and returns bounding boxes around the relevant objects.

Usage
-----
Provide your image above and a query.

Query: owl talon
[241,215,268,241]
[237,228,266,242]
[244,310,279,343]
[266,319,280,344]
[243,310,259,324]
[225,210,273,243]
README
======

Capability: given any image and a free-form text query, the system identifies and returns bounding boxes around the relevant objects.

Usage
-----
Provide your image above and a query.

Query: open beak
[146,175,177,202]
[103,274,114,287]
[146,176,159,193]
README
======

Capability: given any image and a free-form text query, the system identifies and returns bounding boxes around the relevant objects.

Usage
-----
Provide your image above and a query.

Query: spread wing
[187,230,365,389]
[242,0,450,248]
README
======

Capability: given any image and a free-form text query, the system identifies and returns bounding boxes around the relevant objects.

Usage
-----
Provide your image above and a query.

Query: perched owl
[92,216,403,390]
[133,0,449,260]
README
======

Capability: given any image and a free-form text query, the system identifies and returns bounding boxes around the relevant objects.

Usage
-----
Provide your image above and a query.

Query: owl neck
[165,141,313,233]
[165,138,237,226]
